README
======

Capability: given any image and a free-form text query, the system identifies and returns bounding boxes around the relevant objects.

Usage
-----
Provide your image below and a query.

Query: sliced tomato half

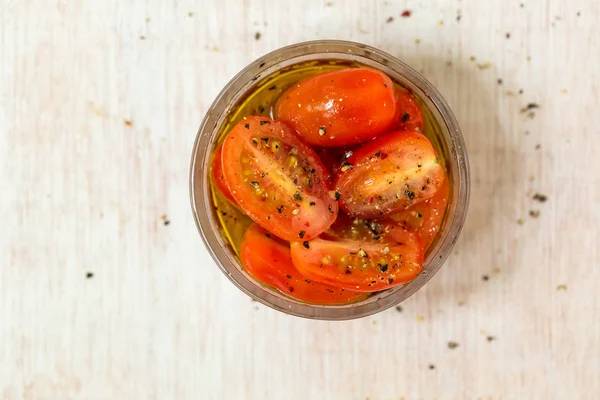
[334,130,446,219]
[390,180,449,250]
[221,116,338,241]
[291,218,424,292]
[241,224,365,304]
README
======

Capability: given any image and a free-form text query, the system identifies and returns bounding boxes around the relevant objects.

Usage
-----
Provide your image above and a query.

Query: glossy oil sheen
[210,61,448,257]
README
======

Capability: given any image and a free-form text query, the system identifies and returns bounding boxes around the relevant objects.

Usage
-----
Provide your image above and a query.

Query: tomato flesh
[221,116,338,241]
[291,219,424,292]
[275,68,397,147]
[241,224,365,304]
[211,144,236,203]
[394,89,424,132]
[334,130,445,219]
[390,180,449,250]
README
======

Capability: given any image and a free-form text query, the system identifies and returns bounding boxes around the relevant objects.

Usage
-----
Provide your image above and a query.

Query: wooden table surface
[1,0,599,399]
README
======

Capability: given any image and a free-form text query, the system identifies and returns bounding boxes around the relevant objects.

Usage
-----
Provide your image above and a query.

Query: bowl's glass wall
[190,40,470,320]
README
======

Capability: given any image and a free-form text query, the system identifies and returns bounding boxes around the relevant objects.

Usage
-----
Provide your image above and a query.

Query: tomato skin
[241,224,365,304]
[334,130,445,219]
[211,145,236,203]
[275,68,397,147]
[390,180,449,250]
[393,89,424,132]
[291,221,424,292]
[221,116,338,241]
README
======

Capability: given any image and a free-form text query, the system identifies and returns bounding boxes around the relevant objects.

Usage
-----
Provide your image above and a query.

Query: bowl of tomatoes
[190,40,470,320]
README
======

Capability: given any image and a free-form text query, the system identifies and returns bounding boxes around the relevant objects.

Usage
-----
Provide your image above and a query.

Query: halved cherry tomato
[241,224,365,304]
[390,180,449,250]
[211,144,236,203]
[221,116,338,241]
[291,219,424,292]
[275,68,397,147]
[393,89,424,132]
[334,130,445,219]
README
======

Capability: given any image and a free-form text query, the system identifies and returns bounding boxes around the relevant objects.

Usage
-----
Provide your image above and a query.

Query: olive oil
[209,61,447,257]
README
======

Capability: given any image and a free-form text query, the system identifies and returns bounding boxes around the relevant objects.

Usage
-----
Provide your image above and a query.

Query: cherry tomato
[221,116,338,241]
[390,180,449,250]
[211,144,236,203]
[334,130,445,219]
[291,219,424,292]
[275,68,397,147]
[394,89,424,132]
[241,224,365,304]
[315,147,354,176]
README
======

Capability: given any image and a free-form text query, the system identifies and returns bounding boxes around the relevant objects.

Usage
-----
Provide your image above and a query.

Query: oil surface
[209,61,448,258]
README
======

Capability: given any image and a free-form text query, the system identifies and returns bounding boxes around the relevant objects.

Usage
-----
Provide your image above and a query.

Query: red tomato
[210,144,236,203]
[241,224,365,304]
[390,180,449,250]
[394,89,424,132]
[221,116,338,241]
[315,147,354,176]
[291,219,424,292]
[334,130,445,219]
[275,68,397,147]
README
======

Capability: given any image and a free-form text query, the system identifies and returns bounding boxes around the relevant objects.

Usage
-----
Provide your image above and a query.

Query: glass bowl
[190,40,470,320]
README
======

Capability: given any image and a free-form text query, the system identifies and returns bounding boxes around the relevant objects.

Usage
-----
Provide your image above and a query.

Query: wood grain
[1,0,599,399]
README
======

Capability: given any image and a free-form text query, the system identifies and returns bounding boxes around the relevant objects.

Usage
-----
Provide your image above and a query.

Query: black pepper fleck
[482,275,489,281]
[447,341,459,349]
[395,306,403,312]
[244,123,250,129]
[487,336,496,342]
[259,120,270,125]
[309,201,316,206]
[86,272,94,279]
[268,85,277,90]
[293,192,303,201]
[533,193,548,202]
[298,231,306,238]
[401,113,410,123]
[303,241,310,249]
[255,32,262,40]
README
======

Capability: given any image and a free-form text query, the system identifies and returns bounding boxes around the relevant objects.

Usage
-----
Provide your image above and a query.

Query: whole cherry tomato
[276,68,397,147]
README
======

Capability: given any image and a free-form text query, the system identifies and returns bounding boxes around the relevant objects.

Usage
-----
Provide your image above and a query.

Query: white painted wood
[1,0,599,398]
